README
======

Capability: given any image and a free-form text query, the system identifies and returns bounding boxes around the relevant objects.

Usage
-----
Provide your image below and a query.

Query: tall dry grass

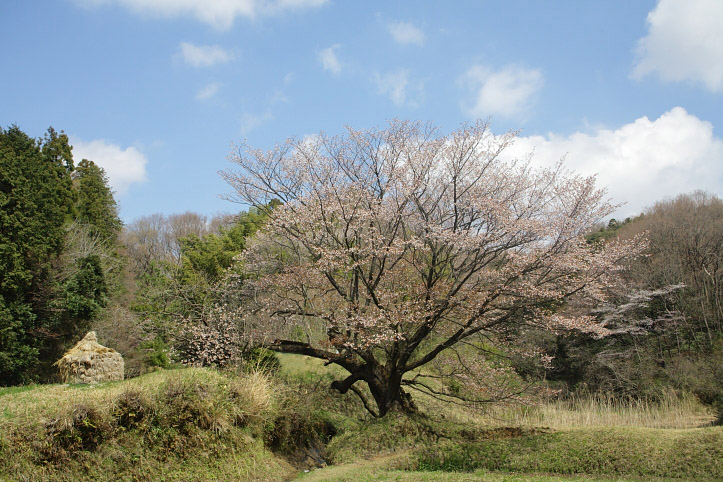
[481,389,715,429]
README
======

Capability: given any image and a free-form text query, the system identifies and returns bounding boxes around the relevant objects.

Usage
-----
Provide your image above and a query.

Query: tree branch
[349,384,379,418]
[266,339,359,373]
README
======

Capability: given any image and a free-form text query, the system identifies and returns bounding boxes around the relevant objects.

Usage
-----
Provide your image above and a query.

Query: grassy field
[1,356,721,481]
[299,459,709,482]
[281,354,721,482]
[316,412,721,481]
[299,470,711,482]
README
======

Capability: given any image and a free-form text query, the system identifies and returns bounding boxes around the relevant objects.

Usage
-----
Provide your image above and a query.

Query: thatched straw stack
[55,331,124,384]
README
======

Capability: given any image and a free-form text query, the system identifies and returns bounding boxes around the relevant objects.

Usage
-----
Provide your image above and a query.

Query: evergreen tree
[0,126,76,384]
[73,159,122,241]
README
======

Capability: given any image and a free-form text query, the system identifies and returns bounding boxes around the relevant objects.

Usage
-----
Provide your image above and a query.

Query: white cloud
[179,42,233,68]
[459,64,543,120]
[373,69,423,107]
[387,21,425,46]
[318,44,342,75]
[76,0,328,30]
[239,74,293,134]
[240,111,274,134]
[632,0,723,92]
[196,82,220,100]
[501,107,723,217]
[71,138,149,195]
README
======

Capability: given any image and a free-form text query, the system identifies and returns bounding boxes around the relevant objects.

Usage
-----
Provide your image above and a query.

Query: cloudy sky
[1,0,721,221]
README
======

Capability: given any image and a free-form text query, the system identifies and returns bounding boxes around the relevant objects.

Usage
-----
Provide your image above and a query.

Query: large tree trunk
[367,380,416,417]
[267,340,416,417]
[330,362,416,417]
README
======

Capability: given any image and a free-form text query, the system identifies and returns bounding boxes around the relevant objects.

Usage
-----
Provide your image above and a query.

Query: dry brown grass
[229,369,276,426]
[479,390,715,429]
[55,331,124,384]
[276,353,716,431]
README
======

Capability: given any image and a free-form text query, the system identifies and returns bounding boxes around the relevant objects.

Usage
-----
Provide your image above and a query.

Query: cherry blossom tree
[222,120,643,417]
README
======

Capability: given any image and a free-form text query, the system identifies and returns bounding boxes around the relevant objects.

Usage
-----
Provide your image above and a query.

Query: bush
[664,340,723,423]
[113,389,149,429]
[243,347,281,374]
[228,370,275,428]
[42,402,111,461]
[142,337,171,369]
[263,379,338,468]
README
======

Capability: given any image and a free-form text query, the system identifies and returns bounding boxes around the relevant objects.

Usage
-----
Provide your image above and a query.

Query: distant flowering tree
[176,310,245,368]
[222,120,644,417]
[174,273,252,368]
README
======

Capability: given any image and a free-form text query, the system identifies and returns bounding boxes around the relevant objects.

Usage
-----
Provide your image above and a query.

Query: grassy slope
[276,354,722,482]
[0,368,294,482]
[301,470,714,482]
[316,412,722,481]
[416,427,722,478]
[301,461,692,482]
[2,357,721,482]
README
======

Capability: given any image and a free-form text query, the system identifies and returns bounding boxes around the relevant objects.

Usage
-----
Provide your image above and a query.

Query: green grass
[299,465,693,482]
[277,353,350,382]
[277,353,723,481]
[3,356,721,482]
[416,426,722,479]
[0,384,37,397]
[278,353,716,430]
[0,368,297,482]
[2,433,291,482]
[317,411,722,480]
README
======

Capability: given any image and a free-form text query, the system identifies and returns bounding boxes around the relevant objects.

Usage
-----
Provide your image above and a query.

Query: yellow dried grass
[55,332,124,384]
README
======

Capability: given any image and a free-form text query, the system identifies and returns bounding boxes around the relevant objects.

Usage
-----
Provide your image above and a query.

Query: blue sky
[1,0,722,222]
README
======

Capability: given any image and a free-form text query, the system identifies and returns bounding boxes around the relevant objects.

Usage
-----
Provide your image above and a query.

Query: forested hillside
[547,193,723,420]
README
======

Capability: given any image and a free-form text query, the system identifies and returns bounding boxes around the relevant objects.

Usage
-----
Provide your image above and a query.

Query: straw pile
[55,331,124,383]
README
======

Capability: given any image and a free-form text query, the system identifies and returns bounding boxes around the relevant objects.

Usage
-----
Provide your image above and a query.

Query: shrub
[243,347,281,374]
[141,337,171,369]
[160,379,219,433]
[42,402,110,461]
[113,389,149,429]
[264,384,337,466]
[228,370,275,428]
[664,341,723,423]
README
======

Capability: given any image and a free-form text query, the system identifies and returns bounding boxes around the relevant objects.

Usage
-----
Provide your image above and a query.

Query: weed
[228,369,275,428]
[113,389,149,429]
[243,347,282,374]
[42,402,110,461]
